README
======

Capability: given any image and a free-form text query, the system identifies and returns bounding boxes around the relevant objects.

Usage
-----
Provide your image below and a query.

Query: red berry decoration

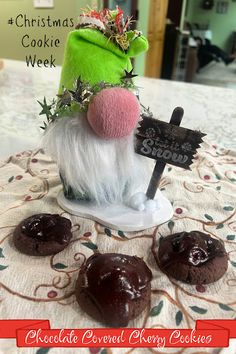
[47,290,57,298]
[24,196,32,201]
[196,284,206,293]
[204,175,210,180]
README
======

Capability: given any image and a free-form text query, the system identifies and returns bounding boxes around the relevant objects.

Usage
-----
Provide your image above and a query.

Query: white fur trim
[79,16,106,30]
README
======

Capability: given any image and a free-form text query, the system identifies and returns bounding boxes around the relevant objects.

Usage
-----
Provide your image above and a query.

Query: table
[0,60,236,354]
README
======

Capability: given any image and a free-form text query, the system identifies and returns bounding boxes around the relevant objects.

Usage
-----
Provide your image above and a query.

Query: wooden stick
[146,160,166,199]
[170,106,184,126]
[146,107,184,199]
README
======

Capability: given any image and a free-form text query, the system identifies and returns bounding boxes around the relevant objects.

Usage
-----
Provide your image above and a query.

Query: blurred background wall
[1,0,79,65]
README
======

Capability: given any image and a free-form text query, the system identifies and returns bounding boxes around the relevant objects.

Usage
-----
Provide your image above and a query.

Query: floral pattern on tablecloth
[0,141,236,354]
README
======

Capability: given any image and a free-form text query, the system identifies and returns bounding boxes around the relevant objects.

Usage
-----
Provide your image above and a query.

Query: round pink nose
[87,87,140,139]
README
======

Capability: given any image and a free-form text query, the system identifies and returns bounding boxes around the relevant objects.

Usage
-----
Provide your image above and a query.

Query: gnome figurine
[42,7,156,213]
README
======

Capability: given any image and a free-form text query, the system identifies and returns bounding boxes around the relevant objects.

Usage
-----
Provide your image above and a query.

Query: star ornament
[37,97,52,118]
[122,69,138,81]
[57,89,72,108]
[69,77,93,105]
[69,77,84,102]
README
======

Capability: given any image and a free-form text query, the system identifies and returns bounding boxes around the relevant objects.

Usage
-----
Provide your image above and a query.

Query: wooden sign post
[135,107,206,200]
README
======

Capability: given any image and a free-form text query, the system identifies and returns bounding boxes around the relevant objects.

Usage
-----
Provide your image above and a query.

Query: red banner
[0,319,235,348]
[0,320,50,338]
[196,320,236,338]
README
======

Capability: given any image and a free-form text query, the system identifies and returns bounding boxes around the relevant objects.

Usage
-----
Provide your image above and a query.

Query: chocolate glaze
[20,213,72,244]
[76,253,152,327]
[159,231,226,268]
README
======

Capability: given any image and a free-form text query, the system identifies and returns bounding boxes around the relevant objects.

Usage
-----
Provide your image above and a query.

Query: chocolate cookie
[13,213,72,256]
[75,253,152,327]
[154,231,228,284]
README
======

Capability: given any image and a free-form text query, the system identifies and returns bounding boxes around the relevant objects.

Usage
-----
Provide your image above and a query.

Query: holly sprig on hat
[77,6,142,52]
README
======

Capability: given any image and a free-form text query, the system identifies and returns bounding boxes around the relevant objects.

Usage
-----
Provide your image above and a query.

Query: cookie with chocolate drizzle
[13,213,72,256]
[75,253,152,327]
[153,231,228,284]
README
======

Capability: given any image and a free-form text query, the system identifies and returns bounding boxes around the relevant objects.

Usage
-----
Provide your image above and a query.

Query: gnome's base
[57,190,173,232]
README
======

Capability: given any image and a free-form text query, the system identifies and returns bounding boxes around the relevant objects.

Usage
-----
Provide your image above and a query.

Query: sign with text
[0,319,235,348]
[136,116,206,170]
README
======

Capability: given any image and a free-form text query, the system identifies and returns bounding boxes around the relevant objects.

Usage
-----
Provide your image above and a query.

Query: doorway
[145,0,169,78]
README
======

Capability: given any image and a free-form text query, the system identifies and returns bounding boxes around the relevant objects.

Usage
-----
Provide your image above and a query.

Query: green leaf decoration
[8,176,14,183]
[216,186,221,191]
[231,261,236,267]
[118,230,126,238]
[149,300,164,317]
[227,235,235,241]
[0,265,8,271]
[168,220,175,233]
[223,206,234,211]
[204,214,213,221]
[160,188,166,191]
[104,228,112,237]
[101,350,108,354]
[216,223,224,229]
[0,248,4,258]
[81,242,98,250]
[230,178,236,182]
[215,174,221,180]
[36,348,51,354]
[189,306,207,314]
[219,303,234,311]
[175,310,183,326]
[53,263,68,269]
[168,167,172,172]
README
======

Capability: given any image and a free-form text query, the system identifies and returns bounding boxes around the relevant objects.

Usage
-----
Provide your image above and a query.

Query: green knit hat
[59,7,148,93]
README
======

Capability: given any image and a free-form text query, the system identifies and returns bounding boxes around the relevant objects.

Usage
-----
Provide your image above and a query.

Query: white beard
[42,113,150,205]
